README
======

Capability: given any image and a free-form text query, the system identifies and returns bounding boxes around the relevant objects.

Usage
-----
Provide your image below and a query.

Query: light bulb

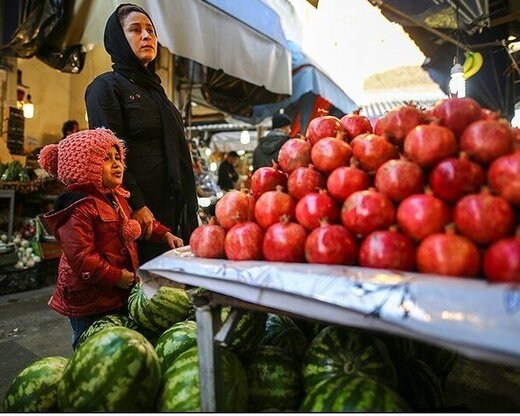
[23,94,34,119]
[511,102,520,128]
[209,162,218,172]
[204,148,212,157]
[449,63,466,98]
[240,130,250,144]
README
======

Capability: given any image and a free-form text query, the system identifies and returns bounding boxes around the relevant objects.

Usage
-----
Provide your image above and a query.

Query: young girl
[38,128,183,349]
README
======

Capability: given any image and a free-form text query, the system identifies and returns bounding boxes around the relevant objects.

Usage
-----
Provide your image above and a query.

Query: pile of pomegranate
[190,98,520,283]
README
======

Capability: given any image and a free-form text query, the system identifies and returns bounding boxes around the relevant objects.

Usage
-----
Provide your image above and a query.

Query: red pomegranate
[416,229,481,277]
[340,109,373,141]
[483,235,520,283]
[488,151,520,205]
[431,97,482,137]
[277,137,312,175]
[341,189,395,237]
[428,153,485,203]
[215,189,255,230]
[295,190,340,230]
[224,221,264,260]
[454,190,514,244]
[189,218,226,259]
[397,193,451,241]
[305,223,358,265]
[263,217,307,262]
[460,120,512,164]
[287,165,325,200]
[306,114,345,146]
[481,108,500,121]
[359,229,416,271]
[254,187,295,229]
[251,163,287,200]
[373,104,425,145]
[375,158,424,202]
[310,137,352,173]
[326,163,371,203]
[404,124,458,168]
[350,133,398,172]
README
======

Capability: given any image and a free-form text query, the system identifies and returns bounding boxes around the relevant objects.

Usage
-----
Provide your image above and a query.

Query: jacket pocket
[63,284,96,307]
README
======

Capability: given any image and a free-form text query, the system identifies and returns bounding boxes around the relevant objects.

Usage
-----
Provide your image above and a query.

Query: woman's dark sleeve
[85,77,147,209]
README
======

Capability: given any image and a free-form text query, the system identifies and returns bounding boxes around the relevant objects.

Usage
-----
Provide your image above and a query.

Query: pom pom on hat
[38,143,59,177]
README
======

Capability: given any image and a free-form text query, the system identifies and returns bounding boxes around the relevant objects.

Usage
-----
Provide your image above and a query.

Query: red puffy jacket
[43,184,169,318]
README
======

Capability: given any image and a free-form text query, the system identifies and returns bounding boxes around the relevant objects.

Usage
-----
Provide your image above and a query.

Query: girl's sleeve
[148,220,171,243]
[57,200,122,287]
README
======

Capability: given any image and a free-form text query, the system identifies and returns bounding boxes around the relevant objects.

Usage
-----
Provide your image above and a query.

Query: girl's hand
[131,206,154,239]
[117,268,135,289]
[164,232,183,249]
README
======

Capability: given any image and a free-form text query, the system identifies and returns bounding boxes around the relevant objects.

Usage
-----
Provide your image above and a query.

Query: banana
[463,51,483,79]
[462,51,474,74]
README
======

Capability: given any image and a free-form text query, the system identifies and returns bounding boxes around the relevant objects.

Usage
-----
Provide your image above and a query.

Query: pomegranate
[481,108,500,121]
[310,137,352,173]
[277,137,312,175]
[431,97,482,137]
[305,222,358,265]
[224,221,264,260]
[287,165,325,200]
[306,114,345,146]
[326,163,371,203]
[251,163,287,200]
[397,193,451,241]
[416,229,481,277]
[488,151,520,205]
[189,218,226,259]
[404,124,458,168]
[263,217,307,262]
[350,133,398,172]
[375,158,424,202]
[215,189,255,230]
[340,109,373,141]
[428,153,485,203]
[483,235,520,283]
[460,120,512,164]
[454,190,514,244]
[295,190,340,230]
[374,104,425,145]
[359,229,416,271]
[341,189,395,237]
[254,187,295,229]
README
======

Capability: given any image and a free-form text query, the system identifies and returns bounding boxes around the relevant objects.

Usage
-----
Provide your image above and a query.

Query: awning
[210,131,259,152]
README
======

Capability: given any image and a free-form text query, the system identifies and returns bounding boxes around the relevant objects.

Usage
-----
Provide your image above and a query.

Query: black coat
[217,159,238,191]
[252,129,290,171]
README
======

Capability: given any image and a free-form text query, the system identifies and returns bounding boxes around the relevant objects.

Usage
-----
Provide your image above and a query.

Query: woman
[85,3,198,263]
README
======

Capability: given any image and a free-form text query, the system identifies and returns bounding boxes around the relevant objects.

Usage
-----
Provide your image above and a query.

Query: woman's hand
[131,206,154,239]
[164,232,184,249]
[117,268,135,289]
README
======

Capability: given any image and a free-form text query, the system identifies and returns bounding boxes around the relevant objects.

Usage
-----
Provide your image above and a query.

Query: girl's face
[102,146,124,188]
[122,11,157,67]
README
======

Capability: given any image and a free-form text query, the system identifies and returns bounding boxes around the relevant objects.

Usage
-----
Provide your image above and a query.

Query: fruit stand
[138,247,520,411]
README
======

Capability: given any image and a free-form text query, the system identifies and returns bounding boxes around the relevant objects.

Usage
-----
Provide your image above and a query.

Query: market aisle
[0,286,71,402]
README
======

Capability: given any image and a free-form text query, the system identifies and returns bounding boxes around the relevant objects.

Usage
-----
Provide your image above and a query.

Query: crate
[0,265,40,295]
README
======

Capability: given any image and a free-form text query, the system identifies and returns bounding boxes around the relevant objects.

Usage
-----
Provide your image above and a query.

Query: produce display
[191,98,520,282]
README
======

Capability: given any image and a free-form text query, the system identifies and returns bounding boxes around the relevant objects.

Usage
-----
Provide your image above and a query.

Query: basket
[0,264,41,295]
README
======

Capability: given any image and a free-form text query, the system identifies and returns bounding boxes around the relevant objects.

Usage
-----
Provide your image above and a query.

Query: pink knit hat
[38,128,126,187]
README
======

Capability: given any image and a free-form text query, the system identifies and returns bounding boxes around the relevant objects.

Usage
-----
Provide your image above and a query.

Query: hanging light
[23,94,34,119]
[240,130,250,144]
[512,101,520,128]
[448,63,465,98]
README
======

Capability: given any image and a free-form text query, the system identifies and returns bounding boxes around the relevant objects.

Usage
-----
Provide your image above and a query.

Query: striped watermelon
[76,314,139,348]
[302,326,398,392]
[300,375,410,412]
[221,307,267,354]
[261,314,309,358]
[2,356,68,412]
[128,282,190,333]
[158,346,248,412]
[243,345,302,411]
[155,320,197,373]
[293,318,327,340]
[412,340,458,382]
[57,327,161,412]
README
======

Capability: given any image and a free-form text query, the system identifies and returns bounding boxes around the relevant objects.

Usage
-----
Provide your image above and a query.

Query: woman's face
[122,11,157,67]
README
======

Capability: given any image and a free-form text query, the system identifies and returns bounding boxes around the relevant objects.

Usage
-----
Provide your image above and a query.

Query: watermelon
[128,282,190,333]
[413,340,458,382]
[220,307,267,354]
[302,326,398,392]
[155,320,197,373]
[57,327,161,412]
[2,356,68,412]
[158,346,248,412]
[243,345,302,411]
[293,318,327,340]
[76,314,139,348]
[300,375,410,412]
[261,314,309,358]
[378,333,416,362]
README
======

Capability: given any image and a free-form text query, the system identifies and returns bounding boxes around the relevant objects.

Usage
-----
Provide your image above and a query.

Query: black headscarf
[103,4,198,241]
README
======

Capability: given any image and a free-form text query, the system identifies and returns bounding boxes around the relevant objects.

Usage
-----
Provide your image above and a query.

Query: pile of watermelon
[190,97,520,282]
